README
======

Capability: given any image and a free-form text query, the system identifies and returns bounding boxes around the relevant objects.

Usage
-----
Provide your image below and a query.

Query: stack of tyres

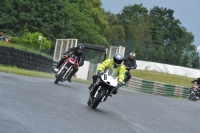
[3,47,10,65]
[22,51,27,69]
[31,53,36,70]
[0,48,4,64]
[0,46,5,64]
[8,47,14,65]
[0,46,53,73]
[13,50,19,67]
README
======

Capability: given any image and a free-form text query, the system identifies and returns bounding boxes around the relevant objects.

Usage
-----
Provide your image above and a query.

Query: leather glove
[97,70,103,75]
[132,66,136,70]
[191,79,196,83]
[76,63,79,67]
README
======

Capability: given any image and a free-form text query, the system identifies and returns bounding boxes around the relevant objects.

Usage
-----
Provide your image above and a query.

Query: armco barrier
[128,77,190,98]
[0,46,53,72]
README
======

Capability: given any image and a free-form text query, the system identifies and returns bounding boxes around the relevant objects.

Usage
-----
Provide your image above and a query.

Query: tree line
[0,0,198,68]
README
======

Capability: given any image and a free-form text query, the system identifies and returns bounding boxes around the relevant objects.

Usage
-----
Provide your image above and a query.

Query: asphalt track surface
[0,72,200,133]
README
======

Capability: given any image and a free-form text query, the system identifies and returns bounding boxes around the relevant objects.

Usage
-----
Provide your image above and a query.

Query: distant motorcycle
[54,54,78,84]
[188,84,199,101]
[87,70,118,109]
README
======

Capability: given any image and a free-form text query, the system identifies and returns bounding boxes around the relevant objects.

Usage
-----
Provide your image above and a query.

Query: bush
[10,36,21,44]
[10,32,51,50]
[22,32,51,50]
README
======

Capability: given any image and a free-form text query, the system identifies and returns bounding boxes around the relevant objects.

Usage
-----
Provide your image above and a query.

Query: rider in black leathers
[123,52,137,83]
[53,44,85,82]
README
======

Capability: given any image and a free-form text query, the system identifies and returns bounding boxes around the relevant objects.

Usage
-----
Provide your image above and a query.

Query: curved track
[0,72,199,133]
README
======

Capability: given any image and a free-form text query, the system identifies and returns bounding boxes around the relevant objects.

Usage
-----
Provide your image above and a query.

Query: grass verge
[0,64,91,84]
[130,69,193,88]
[0,41,52,59]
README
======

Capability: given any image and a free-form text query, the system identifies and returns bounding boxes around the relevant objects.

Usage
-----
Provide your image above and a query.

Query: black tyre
[54,71,66,84]
[91,89,106,109]
[189,94,197,101]
[188,95,191,100]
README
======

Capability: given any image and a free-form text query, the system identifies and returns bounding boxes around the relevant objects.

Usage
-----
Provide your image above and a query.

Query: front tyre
[91,89,106,109]
[54,71,65,84]
[189,94,197,101]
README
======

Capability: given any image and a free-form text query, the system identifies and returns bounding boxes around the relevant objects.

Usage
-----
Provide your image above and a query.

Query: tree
[116,4,152,60]
[0,0,109,47]
[0,0,70,46]
[116,4,148,40]
[66,0,108,46]
[149,6,196,65]
[103,11,125,45]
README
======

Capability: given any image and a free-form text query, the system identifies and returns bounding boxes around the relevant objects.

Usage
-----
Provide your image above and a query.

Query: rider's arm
[133,59,137,69]
[78,54,85,67]
[123,57,128,66]
[97,59,111,72]
[63,48,75,57]
[191,79,197,83]
[118,65,126,83]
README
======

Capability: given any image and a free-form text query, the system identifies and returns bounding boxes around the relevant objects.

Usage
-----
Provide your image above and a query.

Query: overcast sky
[101,0,200,47]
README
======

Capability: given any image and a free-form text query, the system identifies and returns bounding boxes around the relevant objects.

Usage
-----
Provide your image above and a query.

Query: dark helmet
[113,54,124,65]
[76,44,84,53]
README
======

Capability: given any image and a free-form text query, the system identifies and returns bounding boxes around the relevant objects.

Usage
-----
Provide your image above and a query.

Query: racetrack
[0,72,199,133]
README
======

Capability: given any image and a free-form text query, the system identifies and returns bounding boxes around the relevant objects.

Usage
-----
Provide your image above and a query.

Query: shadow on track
[53,82,77,89]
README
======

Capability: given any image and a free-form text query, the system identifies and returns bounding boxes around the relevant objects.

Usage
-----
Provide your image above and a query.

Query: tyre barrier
[127,77,190,98]
[0,46,53,73]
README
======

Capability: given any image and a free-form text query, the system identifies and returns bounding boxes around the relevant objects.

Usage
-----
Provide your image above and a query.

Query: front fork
[63,66,73,80]
[89,78,101,101]
[57,62,67,75]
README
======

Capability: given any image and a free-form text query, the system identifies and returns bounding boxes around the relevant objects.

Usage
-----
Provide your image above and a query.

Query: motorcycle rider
[88,54,126,99]
[191,78,200,98]
[123,52,137,84]
[53,44,85,82]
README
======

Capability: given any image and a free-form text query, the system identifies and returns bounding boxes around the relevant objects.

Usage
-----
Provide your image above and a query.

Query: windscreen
[107,68,118,78]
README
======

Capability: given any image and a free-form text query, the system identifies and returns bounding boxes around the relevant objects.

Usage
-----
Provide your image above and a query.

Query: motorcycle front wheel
[189,94,197,101]
[91,89,106,109]
[54,71,66,84]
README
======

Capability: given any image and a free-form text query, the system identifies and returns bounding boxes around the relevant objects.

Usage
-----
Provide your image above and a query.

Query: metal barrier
[128,77,190,98]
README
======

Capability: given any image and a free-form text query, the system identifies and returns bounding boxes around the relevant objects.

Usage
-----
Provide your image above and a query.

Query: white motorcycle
[87,70,119,109]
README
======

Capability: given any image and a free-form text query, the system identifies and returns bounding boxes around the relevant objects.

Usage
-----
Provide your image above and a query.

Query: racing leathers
[54,47,85,82]
[123,56,137,83]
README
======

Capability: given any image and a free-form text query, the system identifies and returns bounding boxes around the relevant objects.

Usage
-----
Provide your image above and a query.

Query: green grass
[0,41,52,59]
[0,64,193,87]
[0,42,194,87]
[0,64,91,84]
[130,70,193,88]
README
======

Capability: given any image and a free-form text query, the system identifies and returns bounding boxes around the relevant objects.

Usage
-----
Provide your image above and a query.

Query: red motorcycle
[54,55,78,84]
